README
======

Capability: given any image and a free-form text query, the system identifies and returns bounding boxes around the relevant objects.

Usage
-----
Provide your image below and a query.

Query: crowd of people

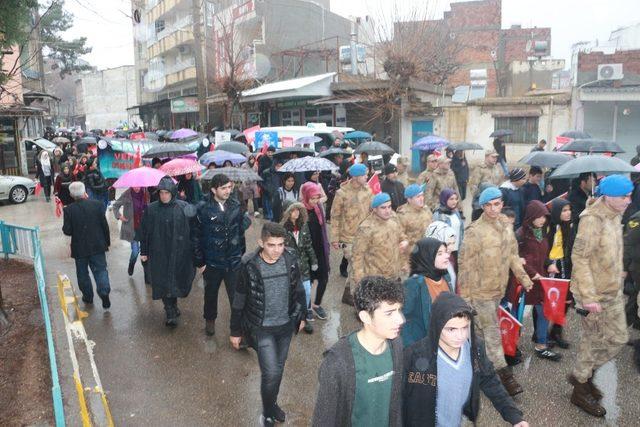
[56,134,640,426]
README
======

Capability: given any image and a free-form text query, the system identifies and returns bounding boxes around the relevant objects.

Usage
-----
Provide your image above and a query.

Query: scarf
[301,181,324,225]
[131,189,147,230]
[410,237,447,281]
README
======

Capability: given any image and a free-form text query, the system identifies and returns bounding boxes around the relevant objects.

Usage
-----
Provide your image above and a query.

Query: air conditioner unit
[598,63,624,81]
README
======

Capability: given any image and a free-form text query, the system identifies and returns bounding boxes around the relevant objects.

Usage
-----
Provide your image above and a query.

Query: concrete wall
[583,101,640,162]
[507,60,565,96]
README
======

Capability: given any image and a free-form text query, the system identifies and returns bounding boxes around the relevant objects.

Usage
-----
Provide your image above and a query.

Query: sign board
[170,96,199,113]
[254,131,279,150]
[214,131,231,144]
[98,140,155,179]
[281,136,294,148]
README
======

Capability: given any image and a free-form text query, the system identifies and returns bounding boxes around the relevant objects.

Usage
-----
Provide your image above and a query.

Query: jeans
[302,280,311,309]
[263,195,273,221]
[75,252,110,300]
[130,241,140,263]
[254,326,293,418]
[533,304,549,345]
[203,267,239,321]
[87,189,108,213]
[499,158,509,176]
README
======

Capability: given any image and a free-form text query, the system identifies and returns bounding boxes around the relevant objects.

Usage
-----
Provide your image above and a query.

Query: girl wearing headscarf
[433,188,465,267]
[425,220,458,291]
[303,170,327,204]
[54,163,75,206]
[35,150,53,202]
[177,172,203,204]
[400,237,453,346]
[300,181,330,320]
[239,154,260,215]
[113,187,150,279]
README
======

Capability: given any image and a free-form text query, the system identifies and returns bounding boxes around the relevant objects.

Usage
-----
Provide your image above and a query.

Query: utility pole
[193,0,207,129]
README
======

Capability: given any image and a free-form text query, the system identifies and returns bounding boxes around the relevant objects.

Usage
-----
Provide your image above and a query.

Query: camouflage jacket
[458,213,533,301]
[468,162,503,198]
[417,167,435,186]
[571,198,624,304]
[329,179,373,244]
[396,203,433,253]
[351,213,408,285]
[425,168,459,208]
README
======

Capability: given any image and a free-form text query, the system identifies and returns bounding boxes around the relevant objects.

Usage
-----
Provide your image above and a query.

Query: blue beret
[371,192,391,208]
[479,186,502,206]
[349,163,367,177]
[598,174,633,197]
[404,184,425,199]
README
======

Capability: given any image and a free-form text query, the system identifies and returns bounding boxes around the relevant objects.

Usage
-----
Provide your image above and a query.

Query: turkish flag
[368,173,381,194]
[34,182,42,196]
[133,146,142,168]
[540,278,570,326]
[498,306,522,357]
[54,197,63,218]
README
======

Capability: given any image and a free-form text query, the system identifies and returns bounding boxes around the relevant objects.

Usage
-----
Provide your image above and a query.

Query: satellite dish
[202,138,210,147]
[97,139,108,150]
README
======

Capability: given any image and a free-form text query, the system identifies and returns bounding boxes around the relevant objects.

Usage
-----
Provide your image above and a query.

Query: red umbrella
[160,158,203,177]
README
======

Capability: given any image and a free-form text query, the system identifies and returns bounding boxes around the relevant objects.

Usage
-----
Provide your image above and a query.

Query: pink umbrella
[160,158,203,176]
[112,167,172,188]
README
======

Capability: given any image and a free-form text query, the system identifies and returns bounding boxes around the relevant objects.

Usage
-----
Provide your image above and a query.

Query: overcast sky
[63,0,638,70]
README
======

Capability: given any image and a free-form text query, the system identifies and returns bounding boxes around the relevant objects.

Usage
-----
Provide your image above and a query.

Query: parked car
[0,175,36,204]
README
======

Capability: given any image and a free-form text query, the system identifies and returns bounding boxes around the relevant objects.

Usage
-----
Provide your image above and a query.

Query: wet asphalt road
[2,195,640,426]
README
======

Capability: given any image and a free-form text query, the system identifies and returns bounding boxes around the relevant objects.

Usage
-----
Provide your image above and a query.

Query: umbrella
[199,150,247,167]
[557,139,625,154]
[160,158,203,176]
[274,147,315,158]
[74,136,98,146]
[278,156,339,173]
[142,142,195,158]
[490,129,513,138]
[53,136,70,144]
[170,128,198,139]
[144,132,159,140]
[112,167,172,188]
[223,129,242,138]
[412,135,449,151]
[560,130,591,139]
[215,141,249,154]
[448,141,484,151]
[30,138,57,151]
[549,155,636,179]
[201,167,262,182]
[344,130,372,140]
[318,147,351,158]
[354,141,395,155]
[518,151,573,169]
[294,136,322,146]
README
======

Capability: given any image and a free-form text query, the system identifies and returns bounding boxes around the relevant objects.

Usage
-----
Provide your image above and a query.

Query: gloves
[311,264,318,272]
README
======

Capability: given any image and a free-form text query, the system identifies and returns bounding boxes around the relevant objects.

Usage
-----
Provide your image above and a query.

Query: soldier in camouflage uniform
[351,193,409,294]
[468,149,503,199]
[396,156,411,186]
[397,184,433,263]
[329,163,373,305]
[568,175,633,418]
[425,156,459,208]
[458,186,533,397]
[417,154,438,186]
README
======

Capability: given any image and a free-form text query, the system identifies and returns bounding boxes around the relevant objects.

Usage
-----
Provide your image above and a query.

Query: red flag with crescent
[498,306,522,357]
[540,278,570,326]
[133,146,142,168]
[368,173,381,194]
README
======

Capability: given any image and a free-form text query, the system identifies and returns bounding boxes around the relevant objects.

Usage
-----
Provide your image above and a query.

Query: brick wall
[576,49,640,86]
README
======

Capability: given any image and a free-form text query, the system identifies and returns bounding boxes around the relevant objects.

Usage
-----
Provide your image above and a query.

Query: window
[154,20,165,34]
[494,117,539,144]
[304,107,333,126]
[280,109,300,126]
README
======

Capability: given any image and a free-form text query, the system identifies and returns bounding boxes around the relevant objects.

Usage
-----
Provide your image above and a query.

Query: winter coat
[458,213,533,302]
[139,177,197,300]
[35,157,52,184]
[111,189,147,242]
[62,198,110,259]
[624,210,640,274]
[381,177,406,211]
[516,200,550,305]
[568,185,590,227]
[403,293,524,427]
[432,208,464,248]
[468,162,503,198]
[499,181,525,229]
[84,168,107,195]
[396,203,433,255]
[401,274,453,347]
[546,198,574,279]
[193,194,250,270]
[329,179,373,244]
[54,173,74,206]
[571,197,624,305]
[281,203,317,281]
[451,155,469,187]
[522,181,543,208]
[177,177,203,204]
[272,186,299,224]
[312,336,404,427]
[351,213,407,286]
[229,248,306,339]
[307,207,330,281]
[417,166,435,186]
[425,168,459,209]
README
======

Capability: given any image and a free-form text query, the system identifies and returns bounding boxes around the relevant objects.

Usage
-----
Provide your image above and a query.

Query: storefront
[0,105,44,175]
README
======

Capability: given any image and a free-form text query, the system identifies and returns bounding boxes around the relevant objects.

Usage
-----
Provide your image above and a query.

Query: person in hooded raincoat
[139,176,198,327]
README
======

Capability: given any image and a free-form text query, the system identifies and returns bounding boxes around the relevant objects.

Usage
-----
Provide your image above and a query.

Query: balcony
[166,66,196,87]
[165,57,196,74]
[146,14,193,48]
[147,0,189,23]
[148,28,194,58]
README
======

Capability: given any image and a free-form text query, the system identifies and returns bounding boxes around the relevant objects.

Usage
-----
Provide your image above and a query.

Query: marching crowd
[56,137,640,427]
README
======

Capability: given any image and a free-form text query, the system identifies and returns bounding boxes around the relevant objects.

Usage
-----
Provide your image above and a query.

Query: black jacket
[84,168,107,194]
[139,177,197,300]
[568,184,589,226]
[312,335,404,427]
[451,156,469,186]
[381,177,406,211]
[194,194,250,270]
[62,198,110,258]
[230,249,306,338]
[403,292,523,427]
[624,210,640,274]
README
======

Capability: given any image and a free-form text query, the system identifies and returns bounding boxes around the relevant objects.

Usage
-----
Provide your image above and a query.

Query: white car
[0,175,37,204]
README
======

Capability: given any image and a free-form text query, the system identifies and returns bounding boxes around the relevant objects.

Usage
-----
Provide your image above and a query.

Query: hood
[280,201,307,229]
[156,175,177,200]
[499,180,517,191]
[410,237,447,280]
[522,200,549,228]
[550,198,570,225]
[426,292,475,353]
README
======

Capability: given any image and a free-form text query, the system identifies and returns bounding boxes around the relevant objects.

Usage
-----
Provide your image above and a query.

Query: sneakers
[205,320,215,336]
[535,347,562,361]
[313,305,327,320]
[99,294,111,309]
[274,404,286,423]
[261,416,276,427]
[306,311,315,322]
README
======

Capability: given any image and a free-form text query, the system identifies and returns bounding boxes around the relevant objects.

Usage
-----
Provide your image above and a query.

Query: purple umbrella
[112,167,173,188]
[199,150,247,166]
[412,135,450,151]
[170,128,198,139]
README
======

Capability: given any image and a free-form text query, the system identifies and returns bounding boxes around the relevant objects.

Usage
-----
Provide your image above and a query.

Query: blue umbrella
[344,130,372,140]
[199,150,247,166]
[294,136,322,146]
[412,135,449,151]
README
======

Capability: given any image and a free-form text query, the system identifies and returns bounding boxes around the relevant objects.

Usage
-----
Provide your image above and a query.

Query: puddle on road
[595,360,620,424]
[321,309,341,347]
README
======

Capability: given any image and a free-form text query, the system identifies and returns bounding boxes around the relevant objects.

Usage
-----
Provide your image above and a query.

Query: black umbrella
[560,130,591,139]
[518,151,573,169]
[448,142,484,151]
[354,141,395,155]
[273,147,315,158]
[558,139,625,154]
[490,129,513,138]
[549,155,636,179]
[142,142,194,158]
[318,147,351,158]
[73,136,99,146]
[215,141,249,154]
[201,167,262,182]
